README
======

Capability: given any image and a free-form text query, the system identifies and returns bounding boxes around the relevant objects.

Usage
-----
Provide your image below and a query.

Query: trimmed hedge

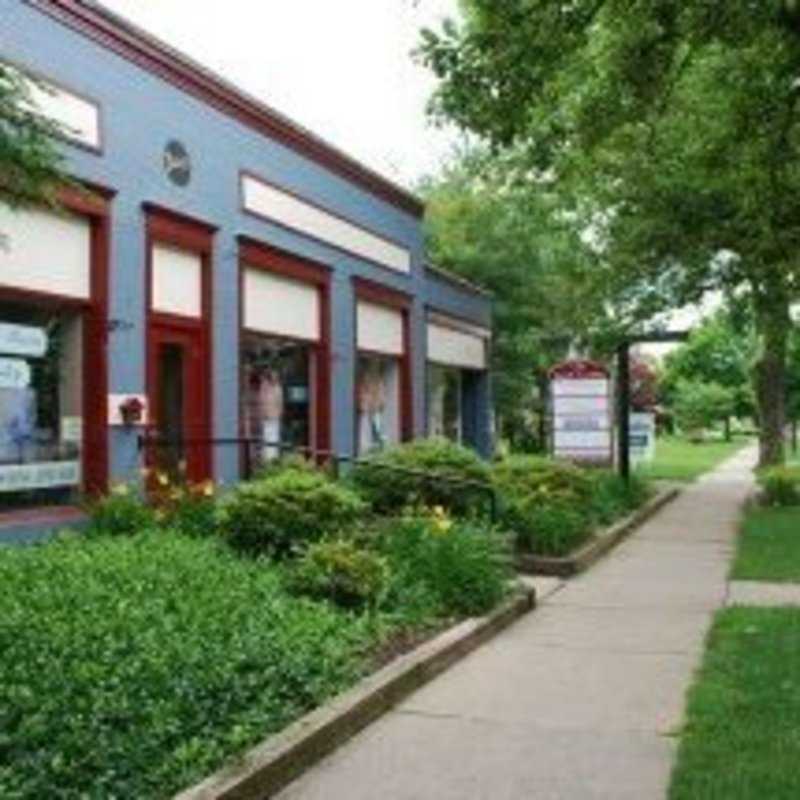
[219,466,366,558]
[350,438,492,516]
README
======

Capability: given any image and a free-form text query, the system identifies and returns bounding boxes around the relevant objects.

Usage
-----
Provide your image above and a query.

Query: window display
[427,365,462,443]
[356,355,400,454]
[242,336,313,464]
[0,302,83,509]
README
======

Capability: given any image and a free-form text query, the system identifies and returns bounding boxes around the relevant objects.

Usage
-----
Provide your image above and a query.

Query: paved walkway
[277,448,757,800]
[728,580,800,606]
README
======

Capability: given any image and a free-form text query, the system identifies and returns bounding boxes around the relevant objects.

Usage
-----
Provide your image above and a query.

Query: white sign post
[550,362,613,464]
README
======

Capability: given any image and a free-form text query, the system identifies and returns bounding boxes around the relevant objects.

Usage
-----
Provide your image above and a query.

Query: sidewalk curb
[174,587,537,800]
[516,485,682,578]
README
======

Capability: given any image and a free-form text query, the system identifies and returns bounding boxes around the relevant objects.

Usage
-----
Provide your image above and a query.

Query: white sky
[99,0,462,189]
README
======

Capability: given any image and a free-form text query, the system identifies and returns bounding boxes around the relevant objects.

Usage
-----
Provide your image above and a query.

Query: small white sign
[0,460,80,493]
[61,416,83,444]
[0,323,47,358]
[630,412,657,465]
[0,358,31,389]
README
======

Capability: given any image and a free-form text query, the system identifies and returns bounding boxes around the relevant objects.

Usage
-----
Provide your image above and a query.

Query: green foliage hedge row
[492,455,650,556]
[349,438,491,516]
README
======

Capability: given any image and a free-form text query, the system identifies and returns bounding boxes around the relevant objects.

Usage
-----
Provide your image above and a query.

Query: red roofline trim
[25,0,426,218]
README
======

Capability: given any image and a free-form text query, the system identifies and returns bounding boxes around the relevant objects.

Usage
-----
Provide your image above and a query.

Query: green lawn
[731,506,800,582]
[670,608,800,800]
[638,436,749,482]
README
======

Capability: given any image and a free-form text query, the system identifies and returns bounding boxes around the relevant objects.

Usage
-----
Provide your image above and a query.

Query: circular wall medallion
[163,140,192,187]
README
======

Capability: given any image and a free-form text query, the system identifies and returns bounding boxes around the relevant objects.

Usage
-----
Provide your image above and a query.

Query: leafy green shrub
[0,535,376,799]
[290,539,390,609]
[378,513,511,618]
[350,438,491,516]
[86,484,155,536]
[587,470,651,525]
[510,497,590,556]
[492,455,595,508]
[219,467,366,558]
[759,466,800,507]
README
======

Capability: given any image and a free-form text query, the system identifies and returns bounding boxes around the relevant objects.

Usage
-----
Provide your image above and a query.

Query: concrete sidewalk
[277,448,757,800]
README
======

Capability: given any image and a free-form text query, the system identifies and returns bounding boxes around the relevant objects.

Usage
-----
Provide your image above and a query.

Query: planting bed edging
[516,484,682,578]
[174,587,536,800]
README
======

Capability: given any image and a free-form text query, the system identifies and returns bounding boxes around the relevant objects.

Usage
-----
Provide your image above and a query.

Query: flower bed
[0,460,511,799]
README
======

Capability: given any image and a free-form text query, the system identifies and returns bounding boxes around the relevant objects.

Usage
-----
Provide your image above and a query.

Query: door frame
[145,205,215,482]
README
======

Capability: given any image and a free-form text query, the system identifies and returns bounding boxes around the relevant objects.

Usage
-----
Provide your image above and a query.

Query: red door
[148,322,211,484]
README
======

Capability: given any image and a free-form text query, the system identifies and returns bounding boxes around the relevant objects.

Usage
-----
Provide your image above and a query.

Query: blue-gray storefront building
[0,0,492,537]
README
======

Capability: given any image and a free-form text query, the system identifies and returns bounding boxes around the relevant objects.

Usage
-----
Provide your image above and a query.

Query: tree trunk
[753,285,790,468]
[724,416,732,443]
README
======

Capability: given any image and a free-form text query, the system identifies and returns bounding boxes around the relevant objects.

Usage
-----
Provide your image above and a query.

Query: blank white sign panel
[242,175,411,274]
[0,206,90,299]
[427,323,487,370]
[243,267,320,341]
[152,244,202,318]
[357,301,404,356]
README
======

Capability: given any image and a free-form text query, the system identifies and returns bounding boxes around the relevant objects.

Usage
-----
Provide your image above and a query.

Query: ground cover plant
[670,608,800,800]
[757,465,800,507]
[731,506,800,583]
[638,437,749,483]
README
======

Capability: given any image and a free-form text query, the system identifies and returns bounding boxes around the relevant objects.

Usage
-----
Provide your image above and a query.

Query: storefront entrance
[145,207,214,485]
[148,323,210,483]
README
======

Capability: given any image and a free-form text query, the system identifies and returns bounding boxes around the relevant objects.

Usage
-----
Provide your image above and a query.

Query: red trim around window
[145,206,214,481]
[352,277,414,443]
[238,237,332,460]
[0,183,112,496]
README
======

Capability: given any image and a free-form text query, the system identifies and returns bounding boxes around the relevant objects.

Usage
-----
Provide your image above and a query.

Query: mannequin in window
[260,367,284,461]
[358,359,387,453]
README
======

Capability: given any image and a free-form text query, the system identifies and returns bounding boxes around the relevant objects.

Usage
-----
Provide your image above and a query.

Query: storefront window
[356,355,400,455]
[428,365,462,443]
[242,336,313,463]
[0,302,83,510]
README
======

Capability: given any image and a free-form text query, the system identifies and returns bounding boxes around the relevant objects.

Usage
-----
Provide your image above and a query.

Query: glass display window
[242,335,314,464]
[427,364,463,443]
[0,301,83,510]
[356,355,400,455]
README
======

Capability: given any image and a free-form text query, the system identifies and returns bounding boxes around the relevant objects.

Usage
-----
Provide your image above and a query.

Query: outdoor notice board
[550,360,613,464]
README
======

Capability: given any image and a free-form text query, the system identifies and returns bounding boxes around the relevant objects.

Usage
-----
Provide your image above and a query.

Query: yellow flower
[157,471,170,487]
[201,480,215,498]
[112,483,130,497]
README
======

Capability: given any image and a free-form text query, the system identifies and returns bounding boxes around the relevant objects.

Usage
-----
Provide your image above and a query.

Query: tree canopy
[0,64,67,209]
[420,149,602,449]
[419,1,800,464]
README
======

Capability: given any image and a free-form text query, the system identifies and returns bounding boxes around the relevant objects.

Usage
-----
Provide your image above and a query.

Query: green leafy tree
[420,149,602,450]
[0,63,68,210]
[419,2,800,466]
[662,312,757,435]
[673,380,737,442]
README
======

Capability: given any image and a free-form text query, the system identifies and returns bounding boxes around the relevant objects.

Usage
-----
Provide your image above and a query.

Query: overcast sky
[100,0,462,189]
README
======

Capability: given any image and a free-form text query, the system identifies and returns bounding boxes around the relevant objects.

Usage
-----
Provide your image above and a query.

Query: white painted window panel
[552,379,609,397]
[0,206,90,299]
[152,244,203,318]
[20,73,100,149]
[243,267,320,341]
[242,175,411,274]
[427,323,487,370]
[357,302,404,356]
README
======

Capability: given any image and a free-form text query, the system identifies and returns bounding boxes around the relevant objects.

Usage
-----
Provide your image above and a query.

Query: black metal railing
[137,432,498,523]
